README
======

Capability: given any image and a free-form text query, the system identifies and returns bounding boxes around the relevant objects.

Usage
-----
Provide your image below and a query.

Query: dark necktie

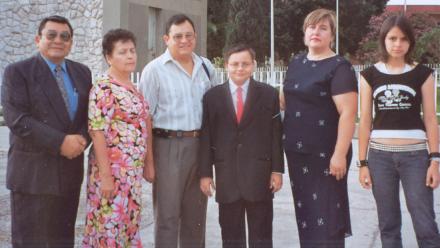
[236,87,243,123]
[54,65,70,113]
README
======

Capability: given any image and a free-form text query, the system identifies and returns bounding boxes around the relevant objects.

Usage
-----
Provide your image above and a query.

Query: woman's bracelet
[429,152,440,163]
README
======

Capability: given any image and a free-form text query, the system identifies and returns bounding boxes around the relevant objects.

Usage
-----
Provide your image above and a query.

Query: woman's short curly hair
[102,28,136,58]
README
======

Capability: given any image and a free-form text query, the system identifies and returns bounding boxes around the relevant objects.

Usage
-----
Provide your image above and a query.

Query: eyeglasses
[44,30,72,42]
[171,33,195,42]
[228,62,253,69]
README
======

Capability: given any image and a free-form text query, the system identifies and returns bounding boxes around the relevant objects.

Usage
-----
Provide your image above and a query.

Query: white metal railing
[132,65,439,87]
[131,65,440,115]
[213,67,287,87]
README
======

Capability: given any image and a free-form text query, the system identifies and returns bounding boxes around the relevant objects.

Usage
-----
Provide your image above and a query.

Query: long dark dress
[283,53,357,247]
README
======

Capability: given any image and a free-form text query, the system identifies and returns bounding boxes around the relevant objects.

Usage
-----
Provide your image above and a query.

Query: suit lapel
[223,81,238,125]
[239,79,260,127]
[36,55,71,125]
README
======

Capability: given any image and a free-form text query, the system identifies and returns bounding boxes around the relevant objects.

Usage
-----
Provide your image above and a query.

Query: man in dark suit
[1,15,92,247]
[199,44,284,248]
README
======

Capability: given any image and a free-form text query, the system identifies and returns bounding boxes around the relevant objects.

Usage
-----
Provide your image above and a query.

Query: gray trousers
[153,136,207,248]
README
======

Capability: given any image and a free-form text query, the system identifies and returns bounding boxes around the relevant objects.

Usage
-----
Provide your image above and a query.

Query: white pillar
[270,0,275,86]
[336,0,339,54]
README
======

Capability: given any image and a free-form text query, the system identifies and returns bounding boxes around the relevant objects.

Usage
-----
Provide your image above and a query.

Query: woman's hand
[329,153,347,181]
[143,160,155,183]
[90,130,114,198]
[144,115,155,183]
[331,92,357,181]
[100,174,115,199]
[359,166,373,189]
[426,161,440,189]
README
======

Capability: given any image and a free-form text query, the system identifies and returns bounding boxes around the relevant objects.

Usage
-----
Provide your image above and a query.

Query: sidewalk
[0,126,439,247]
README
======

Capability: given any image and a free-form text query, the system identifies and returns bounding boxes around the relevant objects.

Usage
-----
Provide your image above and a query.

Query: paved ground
[0,125,439,247]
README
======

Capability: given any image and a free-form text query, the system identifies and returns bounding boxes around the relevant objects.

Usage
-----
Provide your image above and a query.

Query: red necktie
[236,87,243,123]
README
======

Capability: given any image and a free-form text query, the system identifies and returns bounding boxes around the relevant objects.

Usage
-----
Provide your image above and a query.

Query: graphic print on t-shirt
[373,84,415,110]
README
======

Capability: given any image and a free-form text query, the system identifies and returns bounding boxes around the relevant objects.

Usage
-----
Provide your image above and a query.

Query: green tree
[339,0,387,55]
[274,0,387,62]
[225,0,270,62]
[356,12,438,64]
[207,0,230,59]
[414,27,440,64]
[355,11,393,63]
[207,0,387,64]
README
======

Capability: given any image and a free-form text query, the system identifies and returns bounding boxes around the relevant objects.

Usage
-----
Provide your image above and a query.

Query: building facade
[386,0,440,23]
[104,0,208,72]
[0,0,208,87]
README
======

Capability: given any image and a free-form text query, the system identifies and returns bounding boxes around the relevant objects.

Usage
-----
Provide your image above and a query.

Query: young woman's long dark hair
[378,15,416,64]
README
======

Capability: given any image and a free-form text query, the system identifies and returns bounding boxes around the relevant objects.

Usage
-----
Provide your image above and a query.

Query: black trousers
[219,199,273,248]
[10,190,80,248]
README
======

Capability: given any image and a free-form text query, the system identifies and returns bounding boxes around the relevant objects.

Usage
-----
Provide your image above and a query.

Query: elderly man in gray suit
[1,15,91,248]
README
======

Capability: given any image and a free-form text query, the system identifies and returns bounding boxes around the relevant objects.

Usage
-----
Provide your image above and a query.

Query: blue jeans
[368,148,440,248]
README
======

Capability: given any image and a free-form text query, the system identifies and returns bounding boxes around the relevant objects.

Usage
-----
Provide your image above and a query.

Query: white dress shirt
[228,79,250,113]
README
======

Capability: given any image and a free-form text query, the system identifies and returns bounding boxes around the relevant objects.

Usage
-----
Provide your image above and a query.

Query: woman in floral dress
[83,29,154,247]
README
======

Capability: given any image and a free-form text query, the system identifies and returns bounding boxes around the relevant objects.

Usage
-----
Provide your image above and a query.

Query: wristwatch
[356,160,368,168]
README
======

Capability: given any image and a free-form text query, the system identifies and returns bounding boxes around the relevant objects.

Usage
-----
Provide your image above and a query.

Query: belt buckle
[176,131,183,138]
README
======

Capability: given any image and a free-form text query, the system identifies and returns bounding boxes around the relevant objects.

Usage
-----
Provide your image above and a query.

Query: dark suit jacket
[1,54,92,196]
[199,79,284,204]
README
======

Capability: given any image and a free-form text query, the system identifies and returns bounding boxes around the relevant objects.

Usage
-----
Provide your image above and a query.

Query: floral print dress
[83,75,149,247]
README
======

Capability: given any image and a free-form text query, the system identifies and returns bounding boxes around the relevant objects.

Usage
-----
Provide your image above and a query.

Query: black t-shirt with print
[361,64,433,131]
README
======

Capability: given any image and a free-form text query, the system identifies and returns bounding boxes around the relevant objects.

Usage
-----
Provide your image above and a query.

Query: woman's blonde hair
[303,8,336,38]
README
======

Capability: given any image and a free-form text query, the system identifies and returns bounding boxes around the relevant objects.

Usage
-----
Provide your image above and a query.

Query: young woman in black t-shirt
[358,15,440,247]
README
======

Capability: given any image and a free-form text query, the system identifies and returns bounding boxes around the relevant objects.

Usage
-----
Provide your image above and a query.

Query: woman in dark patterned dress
[280,9,358,248]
